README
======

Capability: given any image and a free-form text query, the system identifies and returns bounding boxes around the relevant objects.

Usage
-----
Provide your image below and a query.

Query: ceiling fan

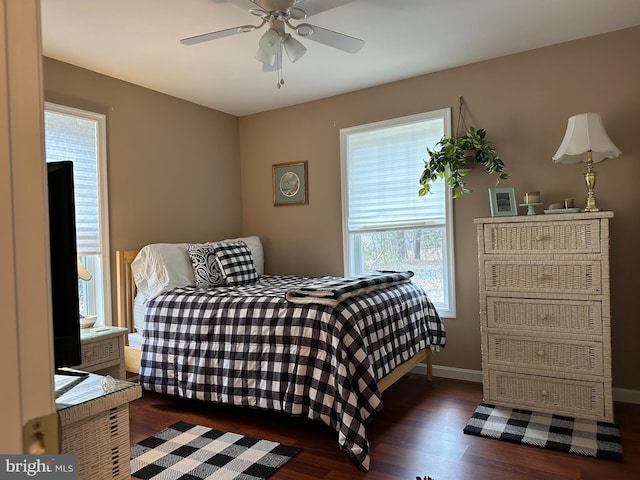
[180,0,365,87]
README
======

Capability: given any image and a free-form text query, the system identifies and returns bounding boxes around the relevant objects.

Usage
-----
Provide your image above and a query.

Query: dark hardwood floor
[129,375,640,479]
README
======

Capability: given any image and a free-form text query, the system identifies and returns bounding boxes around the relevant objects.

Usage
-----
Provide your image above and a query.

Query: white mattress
[128,331,143,348]
[133,292,147,334]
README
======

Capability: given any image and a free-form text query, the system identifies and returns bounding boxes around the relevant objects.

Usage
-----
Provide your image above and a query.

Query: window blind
[346,117,446,232]
[44,112,100,255]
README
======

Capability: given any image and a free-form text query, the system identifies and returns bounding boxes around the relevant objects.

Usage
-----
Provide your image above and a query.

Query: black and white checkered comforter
[139,274,445,471]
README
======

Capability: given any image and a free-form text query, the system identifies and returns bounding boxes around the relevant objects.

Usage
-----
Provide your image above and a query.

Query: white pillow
[131,243,195,300]
[131,236,264,300]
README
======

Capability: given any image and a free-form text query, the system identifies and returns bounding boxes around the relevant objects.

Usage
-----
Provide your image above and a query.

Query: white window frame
[44,102,112,325]
[339,109,456,317]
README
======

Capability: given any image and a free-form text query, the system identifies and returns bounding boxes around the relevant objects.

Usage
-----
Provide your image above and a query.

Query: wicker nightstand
[475,212,614,421]
[56,373,141,480]
[75,326,128,380]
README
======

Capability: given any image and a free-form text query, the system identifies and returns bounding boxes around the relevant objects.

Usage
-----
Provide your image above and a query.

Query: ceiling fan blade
[295,23,363,53]
[297,0,354,18]
[180,25,254,45]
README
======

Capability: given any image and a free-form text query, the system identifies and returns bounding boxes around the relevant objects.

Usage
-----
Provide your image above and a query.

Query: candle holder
[523,192,540,204]
[519,202,543,215]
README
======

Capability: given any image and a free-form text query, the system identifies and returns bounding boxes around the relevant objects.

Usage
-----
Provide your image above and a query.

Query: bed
[115,238,445,470]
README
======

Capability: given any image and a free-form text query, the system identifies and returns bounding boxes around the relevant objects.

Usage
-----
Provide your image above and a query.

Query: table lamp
[552,113,621,212]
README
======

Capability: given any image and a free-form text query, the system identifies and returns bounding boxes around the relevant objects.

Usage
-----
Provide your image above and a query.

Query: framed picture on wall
[273,161,308,206]
[488,187,517,216]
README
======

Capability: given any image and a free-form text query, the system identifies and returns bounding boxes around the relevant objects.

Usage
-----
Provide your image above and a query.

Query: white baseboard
[412,362,482,383]
[412,363,640,405]
[612,387,640,405]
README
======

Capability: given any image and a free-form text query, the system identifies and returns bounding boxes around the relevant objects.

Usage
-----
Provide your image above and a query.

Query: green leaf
[418,125,507,200]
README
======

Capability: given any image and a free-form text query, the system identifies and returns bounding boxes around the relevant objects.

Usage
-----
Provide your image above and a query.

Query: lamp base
[584,154,599,212]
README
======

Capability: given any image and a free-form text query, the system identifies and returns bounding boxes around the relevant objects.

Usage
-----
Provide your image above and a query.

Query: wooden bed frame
[115,250,433,391]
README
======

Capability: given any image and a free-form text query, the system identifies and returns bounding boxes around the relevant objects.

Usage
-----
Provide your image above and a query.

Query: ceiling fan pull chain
[277,43,284,88]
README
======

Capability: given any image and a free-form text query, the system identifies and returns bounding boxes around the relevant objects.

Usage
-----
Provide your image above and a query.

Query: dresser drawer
[483,220,601,254]
[484,258,602,295]
[80,337,121,368]
[487,369,607,419]
[487,333,603,375]
[486,298,603,335]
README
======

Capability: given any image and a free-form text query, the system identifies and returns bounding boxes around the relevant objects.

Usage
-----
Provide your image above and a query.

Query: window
[340,109,455,317]
[44,103,111,326]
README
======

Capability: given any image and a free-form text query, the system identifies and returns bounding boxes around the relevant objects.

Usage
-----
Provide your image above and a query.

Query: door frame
[0,0,56,452]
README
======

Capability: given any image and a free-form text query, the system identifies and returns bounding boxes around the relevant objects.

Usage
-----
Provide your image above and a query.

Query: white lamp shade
[283,34,306,63]
[77,258,92,281]
[552,112,621,164]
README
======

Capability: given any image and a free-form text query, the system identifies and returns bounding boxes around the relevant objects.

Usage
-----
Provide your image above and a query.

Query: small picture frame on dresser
[489,187,518,217]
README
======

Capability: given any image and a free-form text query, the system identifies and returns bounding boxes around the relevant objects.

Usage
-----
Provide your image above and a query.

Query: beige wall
[43,58,243,323]
[40,27,640,391]
[239,26,640,390]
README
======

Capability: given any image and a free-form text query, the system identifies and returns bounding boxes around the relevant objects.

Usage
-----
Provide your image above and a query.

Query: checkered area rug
[463,403,623,461]
[131,421,301,479]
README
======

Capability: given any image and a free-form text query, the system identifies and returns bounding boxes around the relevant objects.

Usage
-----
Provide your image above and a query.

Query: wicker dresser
[475,211,614,421]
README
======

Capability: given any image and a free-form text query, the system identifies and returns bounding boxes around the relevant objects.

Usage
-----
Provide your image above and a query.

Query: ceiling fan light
[255,47,276,66]
[258,29,280,55]
[283,34,306,62]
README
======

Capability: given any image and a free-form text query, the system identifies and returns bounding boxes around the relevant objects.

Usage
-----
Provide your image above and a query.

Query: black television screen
[47,161,82,368]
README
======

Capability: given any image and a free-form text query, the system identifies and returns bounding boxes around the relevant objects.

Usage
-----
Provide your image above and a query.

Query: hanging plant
[419,97,509,198]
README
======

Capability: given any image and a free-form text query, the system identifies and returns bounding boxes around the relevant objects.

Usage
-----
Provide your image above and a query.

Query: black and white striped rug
[463,403,623,461]
[131,421,301,479]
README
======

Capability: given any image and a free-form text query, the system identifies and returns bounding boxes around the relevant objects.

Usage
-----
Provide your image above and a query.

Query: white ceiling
[40,0,640,117]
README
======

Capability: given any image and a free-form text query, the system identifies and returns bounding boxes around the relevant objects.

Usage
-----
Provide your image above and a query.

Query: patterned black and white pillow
[187,243,224,288]
[214,240,259,286]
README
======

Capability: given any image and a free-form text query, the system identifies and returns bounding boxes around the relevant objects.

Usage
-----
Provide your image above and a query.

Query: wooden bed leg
[425,349,433,381]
